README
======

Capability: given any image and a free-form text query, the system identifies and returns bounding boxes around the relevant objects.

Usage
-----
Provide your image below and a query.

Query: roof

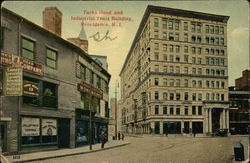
[1,7,111,80]
[119,5,230,76]
[79,22,88,40]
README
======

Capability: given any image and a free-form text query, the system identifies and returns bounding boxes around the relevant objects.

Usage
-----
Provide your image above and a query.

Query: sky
[3,1,249,99]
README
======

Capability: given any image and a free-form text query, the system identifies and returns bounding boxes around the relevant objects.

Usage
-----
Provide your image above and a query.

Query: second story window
[46,48,57,69]
[154,18,159,27]
[21,37,35,61]
[90,71,94,84]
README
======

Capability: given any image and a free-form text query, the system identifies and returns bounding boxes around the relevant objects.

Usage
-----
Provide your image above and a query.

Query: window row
[152,78,225,89]
[22,37,58,69]
[205,25,224,35]
[153,105,202,116]
[150,91,225,101]
[205,37,224,46]
[206,57,225,66]
[154,18,180,30]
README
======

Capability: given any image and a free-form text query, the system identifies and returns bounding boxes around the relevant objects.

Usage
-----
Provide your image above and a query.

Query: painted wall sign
[1,51,43,76]
[21,117,40,136]
[41,119,57,136]
[23,80,39,96]
[3,67,23,96]
[78,81,103,99]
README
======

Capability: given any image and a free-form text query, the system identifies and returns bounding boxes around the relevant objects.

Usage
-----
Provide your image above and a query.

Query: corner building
[120,5,230,136]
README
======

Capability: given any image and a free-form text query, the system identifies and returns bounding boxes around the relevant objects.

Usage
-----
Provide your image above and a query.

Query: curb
[10,143,130,163]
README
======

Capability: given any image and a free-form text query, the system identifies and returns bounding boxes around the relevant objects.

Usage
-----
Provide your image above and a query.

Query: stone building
[120,5,229,136]
[0,7,110,153]
[229,69,250,134]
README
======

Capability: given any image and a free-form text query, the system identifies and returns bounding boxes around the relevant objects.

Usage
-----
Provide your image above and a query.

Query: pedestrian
[165,130,168,137]
[100,130,106,149]
[118,131,121,140]
[121,133,124,141]
[193,130,196,137]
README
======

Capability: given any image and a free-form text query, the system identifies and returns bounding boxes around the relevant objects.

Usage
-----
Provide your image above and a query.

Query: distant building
[108,98,116,139]
[229,69,250,134]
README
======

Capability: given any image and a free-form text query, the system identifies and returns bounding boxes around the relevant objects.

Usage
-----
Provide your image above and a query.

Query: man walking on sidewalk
[100,130,107,149]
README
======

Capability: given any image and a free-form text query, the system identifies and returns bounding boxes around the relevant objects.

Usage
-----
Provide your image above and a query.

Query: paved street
[30,135,249,163]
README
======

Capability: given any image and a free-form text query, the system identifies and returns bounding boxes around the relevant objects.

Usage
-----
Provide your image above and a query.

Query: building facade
[0,7,110,153]
[120,5,229,136]
[229,70,250,135]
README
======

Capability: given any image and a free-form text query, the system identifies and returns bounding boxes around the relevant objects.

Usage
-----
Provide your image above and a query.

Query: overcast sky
[3,1,249,99]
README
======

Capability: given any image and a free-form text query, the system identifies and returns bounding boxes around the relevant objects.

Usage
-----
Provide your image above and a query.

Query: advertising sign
[1,51,43,76]
[77,81,103,99]
[3,67,23,96]
[23,80,39,96]
[41,119,57,136]
[21,117,40,136]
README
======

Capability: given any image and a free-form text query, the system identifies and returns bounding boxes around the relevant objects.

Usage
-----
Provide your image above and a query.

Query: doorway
[0,122,7,152]
[58,119,70,148]
[212,108,222,132]
[184,122,190,133]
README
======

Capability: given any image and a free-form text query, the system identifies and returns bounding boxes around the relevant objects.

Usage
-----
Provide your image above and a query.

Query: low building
[0,7,110,153]
[229,70,250,134]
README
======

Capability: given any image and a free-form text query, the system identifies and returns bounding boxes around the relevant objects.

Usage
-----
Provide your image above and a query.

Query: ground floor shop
[123,106,230,136]
[75,109,108,147]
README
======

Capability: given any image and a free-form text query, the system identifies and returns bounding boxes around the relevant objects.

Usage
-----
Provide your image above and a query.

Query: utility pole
[114,80,118,140]
[89,95,92,150]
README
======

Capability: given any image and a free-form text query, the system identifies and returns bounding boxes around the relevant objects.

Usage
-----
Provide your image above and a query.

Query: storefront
[20,116,70,151]
[163,121,181,134]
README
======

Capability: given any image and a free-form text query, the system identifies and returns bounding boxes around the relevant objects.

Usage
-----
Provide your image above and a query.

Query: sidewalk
[4,140,129,163]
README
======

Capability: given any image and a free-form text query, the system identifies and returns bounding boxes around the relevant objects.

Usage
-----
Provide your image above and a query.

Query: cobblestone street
[30,135,249,163]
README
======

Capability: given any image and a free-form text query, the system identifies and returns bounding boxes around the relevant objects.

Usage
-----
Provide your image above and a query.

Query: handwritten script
[89,30,118,42]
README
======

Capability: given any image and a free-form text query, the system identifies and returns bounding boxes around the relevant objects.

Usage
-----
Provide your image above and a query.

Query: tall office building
[120,5,230,136]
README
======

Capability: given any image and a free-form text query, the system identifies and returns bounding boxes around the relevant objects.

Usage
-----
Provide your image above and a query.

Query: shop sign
[21,117,40,136]
[3,67,23,96]
[23,80,39,96]
[78,81,103,99]
[1,51,43,76]
[41,119,57,136]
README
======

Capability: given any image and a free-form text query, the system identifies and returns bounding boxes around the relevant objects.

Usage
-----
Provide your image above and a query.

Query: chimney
[43,7,62,36]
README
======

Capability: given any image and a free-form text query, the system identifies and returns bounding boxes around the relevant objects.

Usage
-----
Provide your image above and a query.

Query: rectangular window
[192,93,196,101]
[192,68,196,74]
[176,106,180,115]
[192,106,196,115]
[206,93,210,100]
[184,79,188,87]
[162,18,167,29]
[176,79,180,87]
[176,56,180,62]
[155,78,159,86]
[154,52,159,60]
[155,105,159,114]
[192,80,196,88]
[206,81,210,88]
[184,22,188,31]
[215,26,219,34]
[215,38,219,45]
[163,32,167,40]
[184,46,188,53]
[198,106,202,115]
[155,91,159,100]
[192,57,196,64]
[163,105,167,114]
[191,23,195,32]
[163,54,167,61]
[169,45,174,52]
[90,71,94,84]
[80,64,86,81]
[21,37,35,61]
[184,55,189,63]
[176,93,180,100]
[97,75,101,89]
[176,66,180,73]
[169,33,174,41]
[176,46,180,53]
[206,37,209,44]
[184,33,188,42]
[198,80,202,88]
[198,58,202,65]
[154,30,159,38]
[220,38,224,45]
[220,27,224,34]
[170,105,174,115]
[170,93,174,100]
[184,92,189,101]
[154,18,159,27]
[185,106,188,115]
[170,79,174,86]
[175,33,179,41]
[46,48,57,69]
[169,66,174,73]
[163,66,167,72]
[221,94,224,101]
[210,25,214,34]
[205,25,209,33]
[154,43,159,50]
[198,93,202,101]
[175,21,179,30]
[197,24,201,33]
[155,65,159,72]
[163,44,167,52]
[184,67,188,74]
[163,92,168,100]
[163,78,167,86]
[168,20,173,30]
[197,36,201,43]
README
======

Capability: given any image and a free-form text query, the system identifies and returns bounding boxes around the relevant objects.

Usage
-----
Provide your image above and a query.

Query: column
[220,110,223,129]
[205,108,208,133]
[181,121,184,134]
[226,109,229,129]
[223,109,226,129]
[190,121,192,133]
[160,121,163,135]
[150,121,154,134]
[209,108,212,133]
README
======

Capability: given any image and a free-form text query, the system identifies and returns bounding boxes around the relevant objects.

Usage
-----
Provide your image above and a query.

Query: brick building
[0,7,110,153]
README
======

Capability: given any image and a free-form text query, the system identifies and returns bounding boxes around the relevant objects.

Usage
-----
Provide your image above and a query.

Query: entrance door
[58,119,70,148]
[184,122,190,133]
[0,122,7,152]
[212,108,222,132]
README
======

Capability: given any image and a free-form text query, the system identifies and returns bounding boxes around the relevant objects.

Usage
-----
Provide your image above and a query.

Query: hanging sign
[41,119,57,136]
[77,81,103,99]
[21,117,40,136]
[3,67,23,96]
